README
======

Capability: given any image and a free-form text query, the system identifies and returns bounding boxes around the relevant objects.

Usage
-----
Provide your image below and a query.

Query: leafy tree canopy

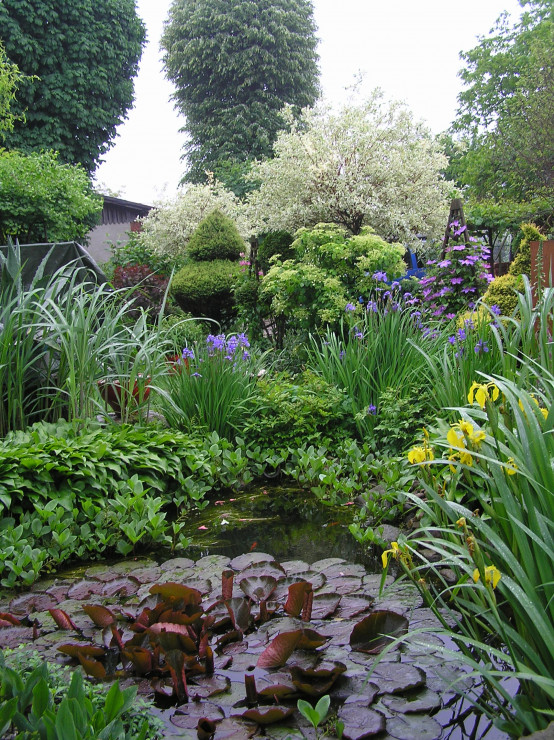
[0,150,103,244]
[0,42,23,139]
[450,0,553,209]
[247,92,451,245]
[0,0,146,173]
[162,0,319,183]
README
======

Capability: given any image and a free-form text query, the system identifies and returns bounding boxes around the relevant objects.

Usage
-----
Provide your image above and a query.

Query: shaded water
[176,485,383,571]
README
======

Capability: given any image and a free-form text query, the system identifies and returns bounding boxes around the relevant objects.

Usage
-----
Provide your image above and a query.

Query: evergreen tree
[161,0,319,183]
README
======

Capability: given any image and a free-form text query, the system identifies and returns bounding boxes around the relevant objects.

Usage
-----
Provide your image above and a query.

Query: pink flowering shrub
[419,221,493,317]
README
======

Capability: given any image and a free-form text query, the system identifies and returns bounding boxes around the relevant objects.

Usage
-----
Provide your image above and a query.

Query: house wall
[87,222,134,265]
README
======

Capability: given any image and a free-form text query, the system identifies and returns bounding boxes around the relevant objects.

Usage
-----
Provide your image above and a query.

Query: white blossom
[246,91,452,247]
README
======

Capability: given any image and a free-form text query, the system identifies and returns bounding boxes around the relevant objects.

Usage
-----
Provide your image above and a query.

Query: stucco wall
[87,222,133,265]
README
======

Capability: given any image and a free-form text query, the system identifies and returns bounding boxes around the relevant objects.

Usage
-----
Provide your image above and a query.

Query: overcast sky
[93,0,523,205]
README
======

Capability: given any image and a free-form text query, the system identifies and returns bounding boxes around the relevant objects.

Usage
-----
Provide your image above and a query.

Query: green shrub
[483,222,547,313]
[187,209,245,262]
[160,312,210,352]
[0,150,102,244]
[242,370,355,451]
[258,231,294,273]
[482,273,522,315]
[104,230,183,278]
[171,259,241,323]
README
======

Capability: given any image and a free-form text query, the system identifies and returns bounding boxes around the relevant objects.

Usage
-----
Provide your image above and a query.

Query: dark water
[178,485,383,571]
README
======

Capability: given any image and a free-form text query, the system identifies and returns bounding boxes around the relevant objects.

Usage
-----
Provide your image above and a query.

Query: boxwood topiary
[187,209,245,262]
[171,259,241,322]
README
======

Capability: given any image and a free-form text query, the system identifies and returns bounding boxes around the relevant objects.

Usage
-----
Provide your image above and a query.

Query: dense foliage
[447,0,553,225]
[0,0,145,173]
[0,42,22,139]
[187,209,245,262]
[246,92,451,244]
[139,178,250,258]
[0,150,102,244]
[161,0,319,182]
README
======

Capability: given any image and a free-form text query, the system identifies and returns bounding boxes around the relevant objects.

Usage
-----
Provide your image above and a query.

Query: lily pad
[229,552,275,571]
[188,674,231,699]
[239,575,278,603]
[310,558,346,571]
[350,611,409,654]
[381,688,441,714]
[310,593,342,620]
[67,580,105,601]
[159,557,195,571]
[338,702,386,738]
[9,592,59,615]
[240,705,295,725]
[101,577,140,598]
[386,713,442,740]
[367,664,426,695]
[0,626,35,648]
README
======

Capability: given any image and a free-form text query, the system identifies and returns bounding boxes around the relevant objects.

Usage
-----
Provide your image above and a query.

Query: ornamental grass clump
[158,332,265,438]
[387,369,554,736]
[307,290,447,445]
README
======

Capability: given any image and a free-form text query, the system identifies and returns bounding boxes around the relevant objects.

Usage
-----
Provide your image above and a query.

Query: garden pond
[0,487,511,739]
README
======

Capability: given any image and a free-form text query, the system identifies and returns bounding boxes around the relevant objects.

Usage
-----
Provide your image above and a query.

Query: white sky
[94,0,523,205]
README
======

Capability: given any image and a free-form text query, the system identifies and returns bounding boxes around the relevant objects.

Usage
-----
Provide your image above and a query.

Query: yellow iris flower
[407,445,434,465]
[473,565,501,589]
[468,381,500,409]
[382,541,399,568]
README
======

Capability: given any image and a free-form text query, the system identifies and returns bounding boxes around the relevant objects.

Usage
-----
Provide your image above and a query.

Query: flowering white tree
[247,91,452,246]
[140,177,251,257]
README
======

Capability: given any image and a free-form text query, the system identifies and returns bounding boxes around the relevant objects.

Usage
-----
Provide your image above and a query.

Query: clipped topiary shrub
[187,209,245,262]
[171,259,241,323]
[483,273,523,316]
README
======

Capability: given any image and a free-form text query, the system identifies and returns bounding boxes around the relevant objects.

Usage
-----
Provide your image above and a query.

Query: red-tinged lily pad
[350,611,409,654]
[338,703,386,739]
[101,577,140,598]
[0,612,21,626]
[256,681,298,702]
[229,552,276,571]
[77,653,107,679]
[284,581,312,617]
[148,623,197,653]
[122,646,153,674]
[57,643,106,659]
[149,582,202,606]
[67,580,104,600]
[49,608,79,631]
[240,705,295,725]
[257,630,301,668]
[335,595,374,620]
[290,661,346,697]
[0,627,35,649]
[9,592,58,615]
[82,604,117,628]
[310,593,342,620]
[197,717,217,740]
[296,628,328,650]
[225,597,252,633]
[189,674,231,699]
[221,569,234,601]
[239,575,278,603]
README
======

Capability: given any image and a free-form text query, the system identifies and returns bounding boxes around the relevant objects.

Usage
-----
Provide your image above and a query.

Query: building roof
[99,195,153,226]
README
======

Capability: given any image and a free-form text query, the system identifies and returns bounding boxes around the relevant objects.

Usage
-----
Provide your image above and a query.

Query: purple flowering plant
[159,332,264,438]
[420,222,493,317]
